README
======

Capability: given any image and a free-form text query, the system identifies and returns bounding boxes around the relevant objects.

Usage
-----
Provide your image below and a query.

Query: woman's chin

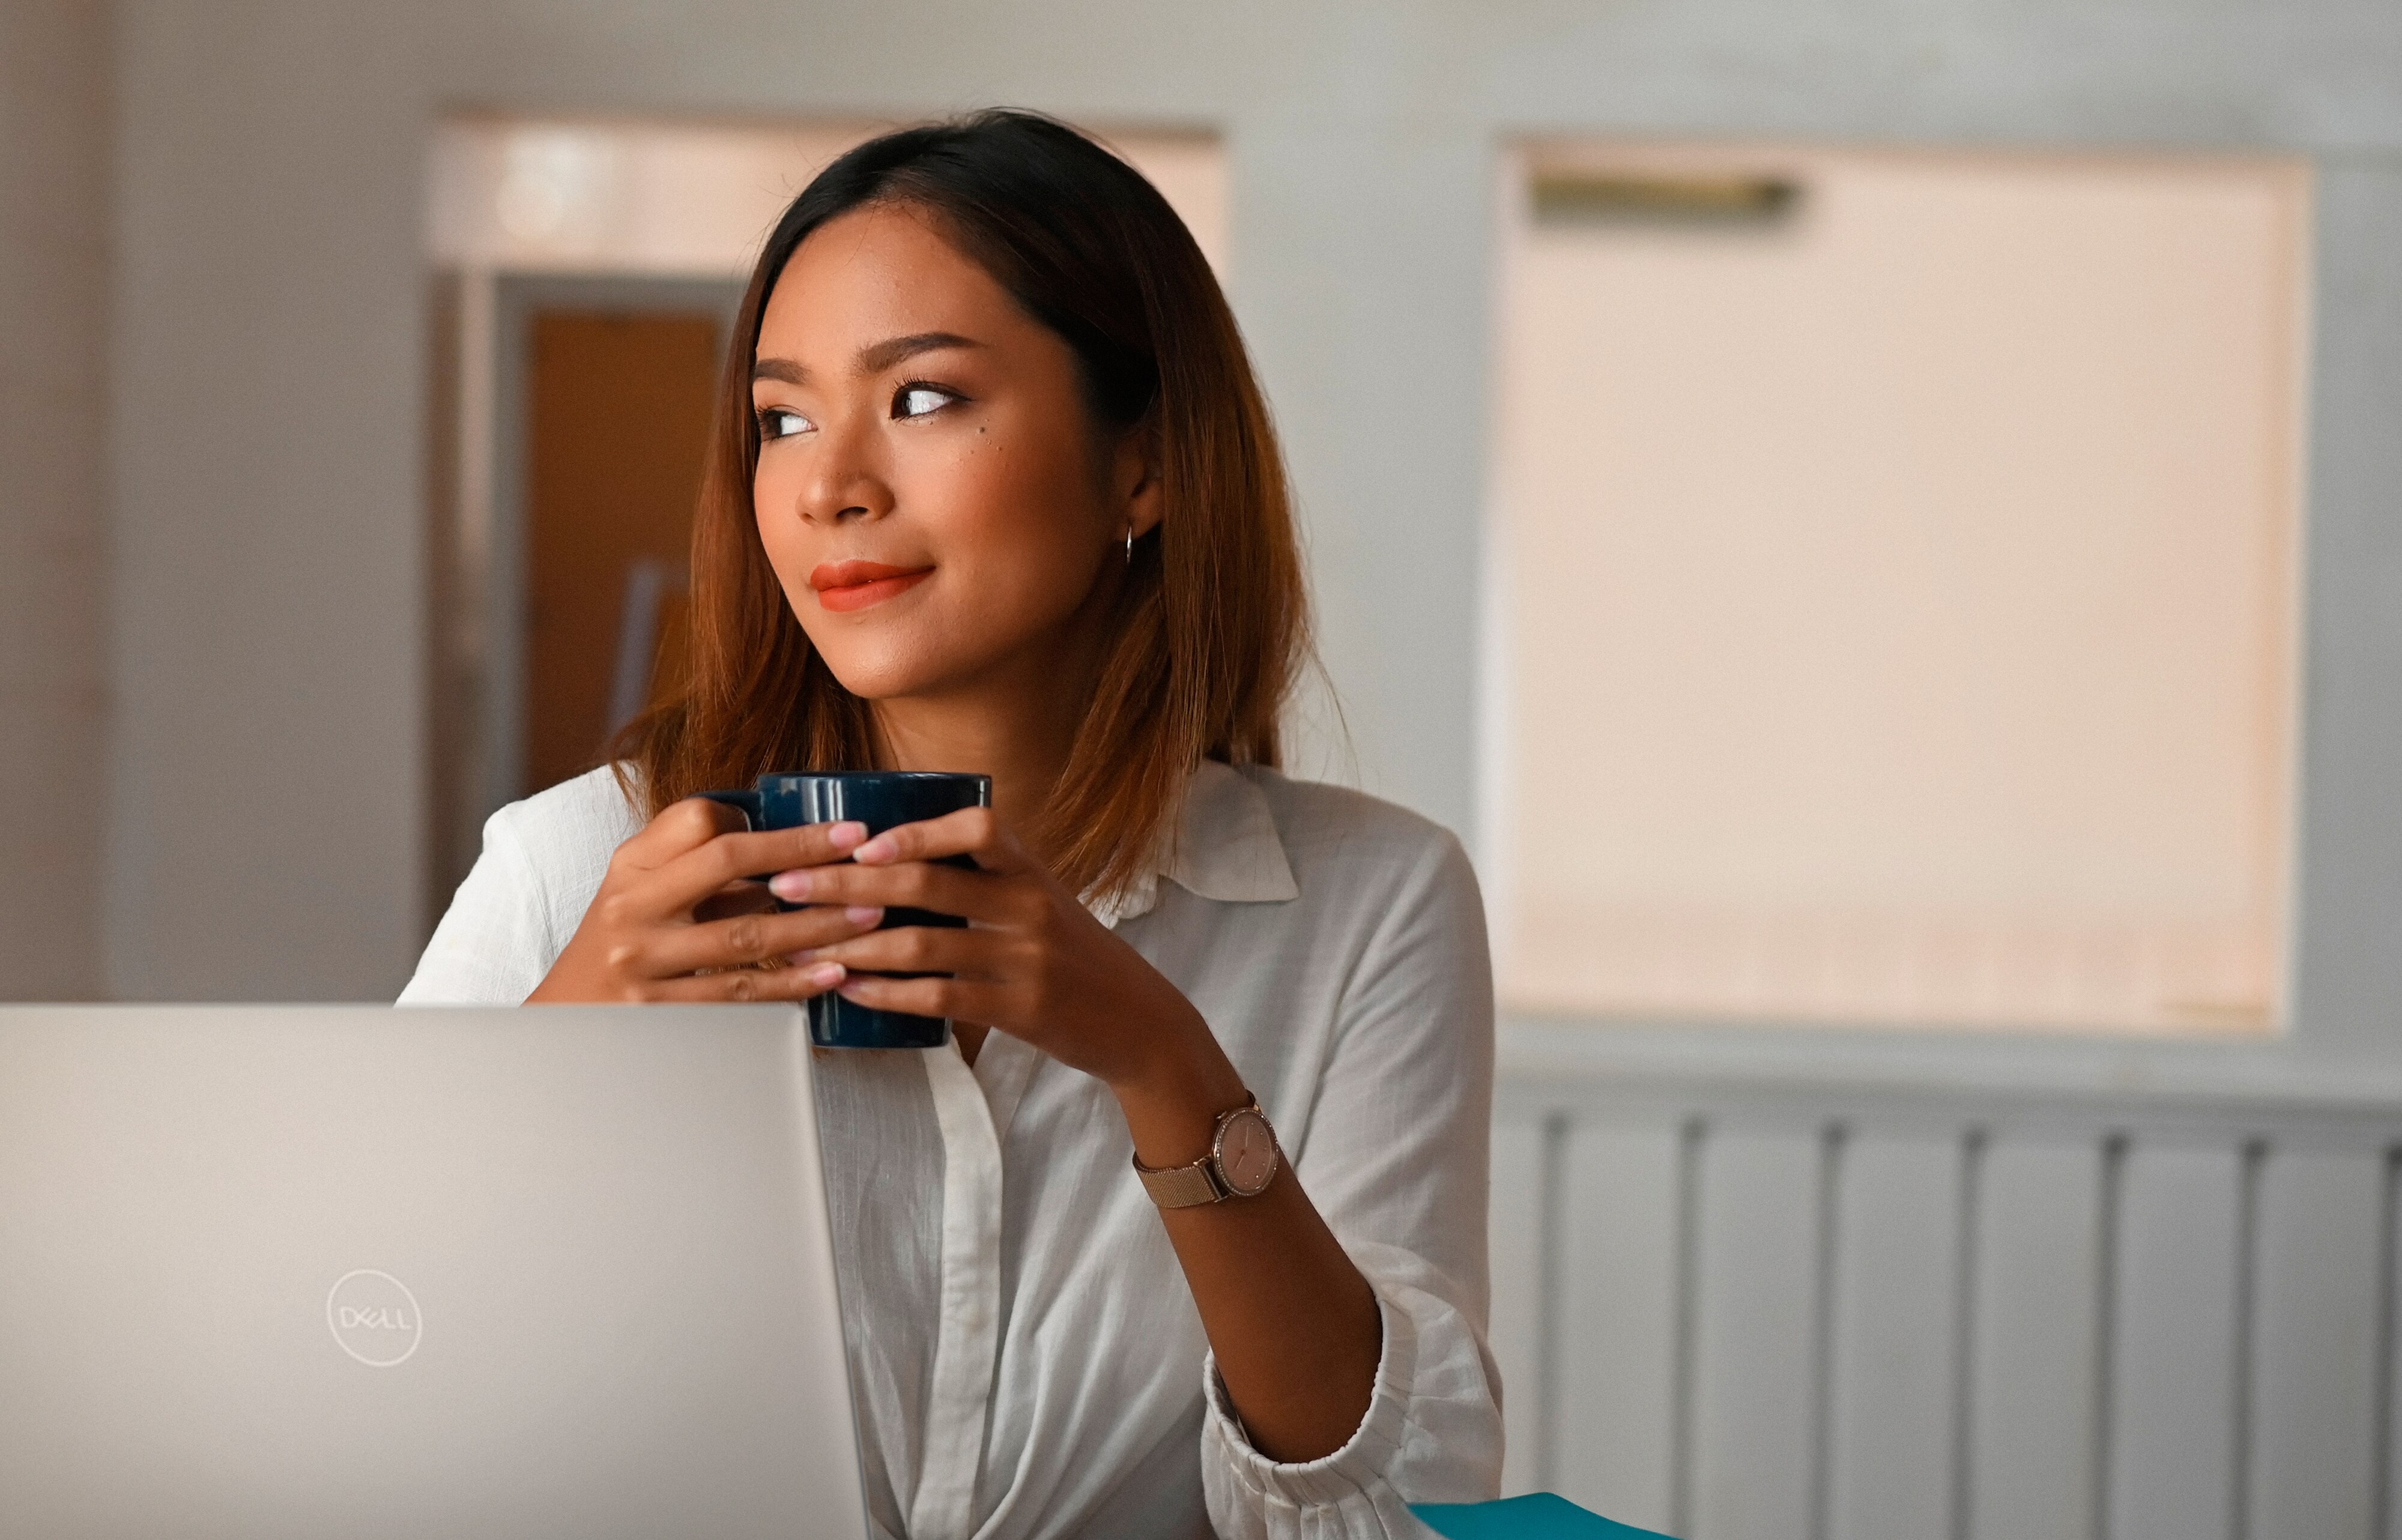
[808,648,972,705]
[806,620,1067,708]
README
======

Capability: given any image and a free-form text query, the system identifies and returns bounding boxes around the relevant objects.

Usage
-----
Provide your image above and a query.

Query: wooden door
[522,309,717,796]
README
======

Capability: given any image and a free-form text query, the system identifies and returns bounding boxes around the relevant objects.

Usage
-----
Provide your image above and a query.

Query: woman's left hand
[766,807,1242,1126]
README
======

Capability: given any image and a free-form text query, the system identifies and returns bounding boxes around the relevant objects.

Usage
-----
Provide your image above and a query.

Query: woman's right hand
[526,799,884,1003]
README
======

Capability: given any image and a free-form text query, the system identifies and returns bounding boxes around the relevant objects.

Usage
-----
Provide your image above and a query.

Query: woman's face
[749,202,1152,704]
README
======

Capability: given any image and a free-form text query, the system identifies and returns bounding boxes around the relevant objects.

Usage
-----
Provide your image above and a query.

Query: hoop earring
[1124,526,1134,564]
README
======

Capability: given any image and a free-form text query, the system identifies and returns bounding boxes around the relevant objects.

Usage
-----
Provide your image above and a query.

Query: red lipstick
[809,560,933,613]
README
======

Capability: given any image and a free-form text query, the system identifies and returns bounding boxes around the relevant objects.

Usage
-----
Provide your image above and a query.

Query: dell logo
[326,1269,423,1366]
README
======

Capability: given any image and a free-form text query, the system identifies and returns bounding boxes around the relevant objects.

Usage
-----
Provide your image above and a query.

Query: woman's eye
[894,385,956,420]
[757,408,811,440]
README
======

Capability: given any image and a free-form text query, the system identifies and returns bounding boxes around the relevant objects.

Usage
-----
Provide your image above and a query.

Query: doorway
[521,307,716,794]
[428,274,743,907]
[494,277,743,805]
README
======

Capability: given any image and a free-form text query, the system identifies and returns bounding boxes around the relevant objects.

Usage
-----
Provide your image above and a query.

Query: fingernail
[845,905,883,926]
[855,834,897,863]
[806,962,845,988]
[826,821,867,850]
[769,871,812,901]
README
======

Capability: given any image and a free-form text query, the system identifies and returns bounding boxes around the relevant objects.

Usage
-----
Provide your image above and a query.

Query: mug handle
[696,789,763,832]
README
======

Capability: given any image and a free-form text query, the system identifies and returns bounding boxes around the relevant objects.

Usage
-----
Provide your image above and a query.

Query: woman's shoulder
[1232,765,1476,898]
[404,767,644,1004]
[486,764,648,854]
[474,764,649,914]
[1223,768,1492,1048]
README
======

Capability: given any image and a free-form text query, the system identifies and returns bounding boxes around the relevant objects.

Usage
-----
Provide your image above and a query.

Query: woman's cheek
[755,522,812,619]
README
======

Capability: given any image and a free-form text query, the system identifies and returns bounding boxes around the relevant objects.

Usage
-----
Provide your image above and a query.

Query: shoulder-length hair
[613,110,1309,903]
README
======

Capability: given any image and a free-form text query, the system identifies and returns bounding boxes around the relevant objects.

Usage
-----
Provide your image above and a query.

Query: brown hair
[613,110,1309,903]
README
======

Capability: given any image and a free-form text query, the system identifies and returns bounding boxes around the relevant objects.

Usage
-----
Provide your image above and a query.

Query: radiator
[1487,1022,2402,1540]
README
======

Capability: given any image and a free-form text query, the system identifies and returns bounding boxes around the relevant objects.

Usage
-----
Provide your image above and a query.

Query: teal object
[1410,1492,1677,1539]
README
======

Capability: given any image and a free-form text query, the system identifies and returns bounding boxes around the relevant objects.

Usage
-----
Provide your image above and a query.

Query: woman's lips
[809,560,933,614]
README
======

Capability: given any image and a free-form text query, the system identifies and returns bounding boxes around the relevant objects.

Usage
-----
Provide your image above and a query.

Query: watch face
[1215,1109,1279,1197]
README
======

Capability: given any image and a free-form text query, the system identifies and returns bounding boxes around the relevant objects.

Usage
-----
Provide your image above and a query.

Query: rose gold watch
[1133,1094,1281,1208]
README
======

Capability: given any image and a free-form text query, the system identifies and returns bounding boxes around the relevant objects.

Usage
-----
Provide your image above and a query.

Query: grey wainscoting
[1489,1023,2402,1540]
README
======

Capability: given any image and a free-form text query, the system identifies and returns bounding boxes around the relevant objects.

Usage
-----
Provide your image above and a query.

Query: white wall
[79,0,2402,1051]
[0,1,109,1000]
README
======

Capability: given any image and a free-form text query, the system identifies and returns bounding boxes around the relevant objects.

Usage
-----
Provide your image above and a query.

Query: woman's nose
[795,416,893,525]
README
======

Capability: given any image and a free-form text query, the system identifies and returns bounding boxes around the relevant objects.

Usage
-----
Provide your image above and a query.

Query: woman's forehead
[759,205,1014,351]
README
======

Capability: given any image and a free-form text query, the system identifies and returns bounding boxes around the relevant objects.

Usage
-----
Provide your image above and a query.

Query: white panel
[1554,1116,1684,1530]
[2248,1147,2383,1539]
[1690,1125,1824,1540]
[1489,1111,1550,1497]
[1493,145,2307,1034]
[2108,1141,2243,1540]
[1969,1138,2104,1540]
[1827,1131,1962,1540]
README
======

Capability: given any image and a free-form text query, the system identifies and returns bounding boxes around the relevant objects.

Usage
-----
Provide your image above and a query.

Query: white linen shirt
[401,760,1502,1539]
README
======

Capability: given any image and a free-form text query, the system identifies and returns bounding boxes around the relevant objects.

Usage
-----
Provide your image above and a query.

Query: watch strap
[1135,1158,1227,1209]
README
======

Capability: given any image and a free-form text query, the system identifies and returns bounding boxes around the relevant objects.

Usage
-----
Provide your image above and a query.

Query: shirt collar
[1088,759,1300,926]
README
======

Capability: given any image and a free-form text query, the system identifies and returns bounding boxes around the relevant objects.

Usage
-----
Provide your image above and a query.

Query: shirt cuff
[1199,1248,1505,1539]
[1200,1285,1421,1511]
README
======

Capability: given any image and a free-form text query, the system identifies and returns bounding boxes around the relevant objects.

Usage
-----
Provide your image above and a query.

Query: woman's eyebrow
[855,330,982,375]
[751,333,983,388]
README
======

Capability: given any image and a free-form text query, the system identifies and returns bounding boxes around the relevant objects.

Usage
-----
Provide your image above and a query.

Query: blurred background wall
[0,0,2388,1024]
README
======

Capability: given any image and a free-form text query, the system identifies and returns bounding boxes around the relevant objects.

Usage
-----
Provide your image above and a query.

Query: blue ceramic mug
[700,771,991,1049]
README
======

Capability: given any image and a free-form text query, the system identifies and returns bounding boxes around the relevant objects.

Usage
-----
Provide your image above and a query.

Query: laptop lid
[0,1004,869,1540]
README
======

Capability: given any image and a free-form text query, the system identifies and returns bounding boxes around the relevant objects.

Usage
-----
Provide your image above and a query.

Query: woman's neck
[872,680,1078,837]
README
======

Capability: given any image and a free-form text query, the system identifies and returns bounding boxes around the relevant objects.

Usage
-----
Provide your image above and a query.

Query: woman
[404,110,1499,1539]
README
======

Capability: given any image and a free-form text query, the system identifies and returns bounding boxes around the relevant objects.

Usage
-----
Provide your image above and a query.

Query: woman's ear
[1112,418,1166,540]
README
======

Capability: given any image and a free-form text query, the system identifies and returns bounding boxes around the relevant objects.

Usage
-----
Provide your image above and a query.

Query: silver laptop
[0,1004,869,1540]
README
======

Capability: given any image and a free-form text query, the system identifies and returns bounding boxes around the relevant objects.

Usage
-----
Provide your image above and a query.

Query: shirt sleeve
[1200,826,1503,1538]
[396,802,561,1005]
